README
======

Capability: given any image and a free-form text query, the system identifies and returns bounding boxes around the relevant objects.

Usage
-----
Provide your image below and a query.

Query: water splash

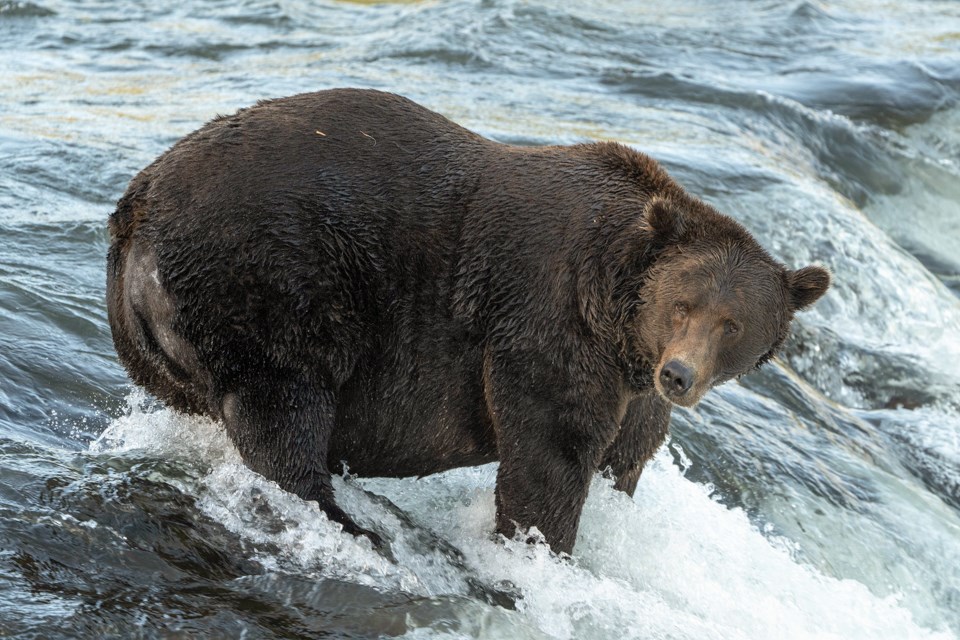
[89,395,953,639]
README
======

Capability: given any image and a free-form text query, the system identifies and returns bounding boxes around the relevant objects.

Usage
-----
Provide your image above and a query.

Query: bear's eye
[674,302,689,318]
[724,320,740,336]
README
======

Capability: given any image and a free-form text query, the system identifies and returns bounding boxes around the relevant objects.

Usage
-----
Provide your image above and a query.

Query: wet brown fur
[107,89,829,554]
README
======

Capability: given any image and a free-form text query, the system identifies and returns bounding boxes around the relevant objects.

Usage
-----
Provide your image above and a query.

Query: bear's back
[130,89,486,234]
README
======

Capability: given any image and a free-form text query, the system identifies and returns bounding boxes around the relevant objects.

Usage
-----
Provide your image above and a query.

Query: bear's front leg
[220,379,381,546]
[600,390,672,496]
[485,349,619,555]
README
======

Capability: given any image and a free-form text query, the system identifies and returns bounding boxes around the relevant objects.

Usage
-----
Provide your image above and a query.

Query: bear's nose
[660,360,694,396]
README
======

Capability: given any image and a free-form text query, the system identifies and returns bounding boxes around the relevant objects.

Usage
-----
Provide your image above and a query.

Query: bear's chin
[652,380,706,408]
[661,394,703,408]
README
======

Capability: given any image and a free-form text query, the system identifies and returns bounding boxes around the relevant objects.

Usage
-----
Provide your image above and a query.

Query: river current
[1,1,959,638]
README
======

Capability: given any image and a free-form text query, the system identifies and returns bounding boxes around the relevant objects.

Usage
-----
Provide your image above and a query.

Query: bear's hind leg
[221,381,381,546]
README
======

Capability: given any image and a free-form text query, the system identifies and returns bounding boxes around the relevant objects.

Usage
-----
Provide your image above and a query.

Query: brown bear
[107,88,830,554]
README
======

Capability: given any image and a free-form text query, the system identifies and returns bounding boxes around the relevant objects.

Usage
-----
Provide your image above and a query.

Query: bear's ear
[644,197,685,241]
[787,265,831,310]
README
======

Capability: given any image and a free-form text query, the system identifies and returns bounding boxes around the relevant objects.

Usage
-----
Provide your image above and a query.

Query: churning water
[1,1,959,637]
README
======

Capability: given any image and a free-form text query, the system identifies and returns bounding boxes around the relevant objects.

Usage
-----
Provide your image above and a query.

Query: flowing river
[1,0,959,637]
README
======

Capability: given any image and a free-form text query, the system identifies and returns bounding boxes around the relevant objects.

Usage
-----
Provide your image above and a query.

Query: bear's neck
[624,358,654,392]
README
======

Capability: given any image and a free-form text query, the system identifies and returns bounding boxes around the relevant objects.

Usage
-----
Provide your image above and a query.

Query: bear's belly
[329,339,498,478]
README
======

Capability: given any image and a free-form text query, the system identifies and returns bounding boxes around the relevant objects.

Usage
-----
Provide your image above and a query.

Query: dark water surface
[2,1,959,638]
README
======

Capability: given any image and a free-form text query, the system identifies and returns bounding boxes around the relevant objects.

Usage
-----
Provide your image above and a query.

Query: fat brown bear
[107,88,830,554]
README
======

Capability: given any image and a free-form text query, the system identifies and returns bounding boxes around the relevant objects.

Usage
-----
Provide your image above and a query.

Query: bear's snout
[659,360,694,398]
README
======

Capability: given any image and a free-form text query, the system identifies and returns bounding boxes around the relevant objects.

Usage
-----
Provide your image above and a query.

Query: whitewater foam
[91,396,953,639]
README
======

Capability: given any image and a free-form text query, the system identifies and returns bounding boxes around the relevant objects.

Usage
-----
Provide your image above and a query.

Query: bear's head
[622,196,830,407]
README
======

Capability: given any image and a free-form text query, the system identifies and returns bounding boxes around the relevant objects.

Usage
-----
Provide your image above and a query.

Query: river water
[1,1,959,638]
